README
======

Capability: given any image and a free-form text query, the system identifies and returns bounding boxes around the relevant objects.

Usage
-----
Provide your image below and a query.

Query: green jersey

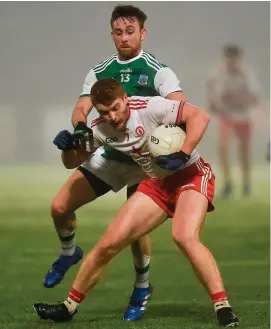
[80,50,182,163]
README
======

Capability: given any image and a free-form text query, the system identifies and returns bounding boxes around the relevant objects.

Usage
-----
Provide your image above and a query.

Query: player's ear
[141,28,147,41]
[123,93,128,102]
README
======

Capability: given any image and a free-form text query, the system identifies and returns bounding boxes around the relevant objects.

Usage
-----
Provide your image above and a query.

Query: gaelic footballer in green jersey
[81,51,181,99]
[80,50,182,172]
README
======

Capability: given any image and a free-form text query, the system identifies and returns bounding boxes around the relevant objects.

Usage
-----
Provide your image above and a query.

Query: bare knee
[51,197,69,220]
[96,238,124,265]
[172,230,199,252]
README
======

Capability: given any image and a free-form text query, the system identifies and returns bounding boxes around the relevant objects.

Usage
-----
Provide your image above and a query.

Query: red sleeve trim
[91,117,107,128]
[175,101,185,125]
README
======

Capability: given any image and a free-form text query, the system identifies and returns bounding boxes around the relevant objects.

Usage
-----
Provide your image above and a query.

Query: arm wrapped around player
[73,121,94,151]
[53,129,95,169]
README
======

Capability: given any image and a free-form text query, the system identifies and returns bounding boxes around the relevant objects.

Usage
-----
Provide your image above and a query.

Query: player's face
[111,17,147,60]
[96,94,130,132]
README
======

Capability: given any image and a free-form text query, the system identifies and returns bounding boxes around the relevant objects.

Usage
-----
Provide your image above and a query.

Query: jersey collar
[116,50,143,64]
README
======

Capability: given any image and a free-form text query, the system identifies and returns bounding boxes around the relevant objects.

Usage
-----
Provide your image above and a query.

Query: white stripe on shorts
[195,159,212,196]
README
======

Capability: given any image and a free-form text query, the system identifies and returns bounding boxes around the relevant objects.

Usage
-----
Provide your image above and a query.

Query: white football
[148,124,186,157]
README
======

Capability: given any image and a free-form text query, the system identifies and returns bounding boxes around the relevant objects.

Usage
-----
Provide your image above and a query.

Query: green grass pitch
[0,165,269,328]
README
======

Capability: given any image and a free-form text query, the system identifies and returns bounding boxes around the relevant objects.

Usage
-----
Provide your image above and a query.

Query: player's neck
[117,49,143,63]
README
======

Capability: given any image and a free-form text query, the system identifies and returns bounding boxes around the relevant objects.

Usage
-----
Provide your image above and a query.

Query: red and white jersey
[207,64,260,120]
[91,96,200,179]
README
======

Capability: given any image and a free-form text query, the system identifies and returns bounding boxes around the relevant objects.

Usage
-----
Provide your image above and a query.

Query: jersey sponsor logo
[135,126,145,136]
[138,75,149,85]
[120,68,132,73]
[105,137,118,143]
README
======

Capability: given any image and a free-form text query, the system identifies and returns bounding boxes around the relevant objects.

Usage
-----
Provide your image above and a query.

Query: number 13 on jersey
[120,74,130,83]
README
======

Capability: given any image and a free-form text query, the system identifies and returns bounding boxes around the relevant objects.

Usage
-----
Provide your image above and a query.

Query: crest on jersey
[138,75,148,85]
[135,126,145,136]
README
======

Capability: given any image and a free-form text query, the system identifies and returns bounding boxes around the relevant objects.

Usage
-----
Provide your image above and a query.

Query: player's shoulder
[129,96,151,109]
[90,117,107,131]
[141,50,168,72]
[129,95,166,110]
[129,96,152,102]
[148,95,169,106]
[208,63,224,79]
[92,54,118,74]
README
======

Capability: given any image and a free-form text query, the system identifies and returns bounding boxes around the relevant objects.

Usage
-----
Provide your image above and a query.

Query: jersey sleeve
[246,68,260,94]
[80,69,98,97]
[154,67,183,98]
[92,132,103,148]
[147,96,184,126]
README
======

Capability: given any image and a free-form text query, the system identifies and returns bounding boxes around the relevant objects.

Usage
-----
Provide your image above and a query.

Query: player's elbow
[61,151,81,169]
[62,158,78,169]
[196,107,211,127]
[63,161,78,170]
[202,110,211,125]
[183,103,210,126]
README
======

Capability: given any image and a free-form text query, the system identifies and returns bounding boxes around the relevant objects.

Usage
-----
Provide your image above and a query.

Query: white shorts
[81,147,146,192]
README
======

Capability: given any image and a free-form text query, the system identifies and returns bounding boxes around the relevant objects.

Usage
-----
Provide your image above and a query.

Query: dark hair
[90,78,124,106]
[223,44,242,58]
[110,5,147,29]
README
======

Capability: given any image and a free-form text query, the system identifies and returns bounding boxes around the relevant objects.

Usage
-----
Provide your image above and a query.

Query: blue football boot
[43,246,83,288]
[123,284,153,321]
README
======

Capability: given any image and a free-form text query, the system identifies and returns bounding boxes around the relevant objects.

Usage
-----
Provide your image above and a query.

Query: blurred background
[0,2,269,329]
[0,1,269,164]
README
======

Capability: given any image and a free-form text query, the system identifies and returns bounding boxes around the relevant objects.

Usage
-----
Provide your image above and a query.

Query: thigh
[233,120,252,146]
[172,189,208,238]
[217,118,233,148]
[101,192,167,247]
[77,166,112,198]
[53,169,98,213]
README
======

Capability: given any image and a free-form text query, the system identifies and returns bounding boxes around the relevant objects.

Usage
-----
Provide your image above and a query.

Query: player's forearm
[181,109,210,155]
[71,106,88,127]
[71,97,93,127]
[61,150,89,169]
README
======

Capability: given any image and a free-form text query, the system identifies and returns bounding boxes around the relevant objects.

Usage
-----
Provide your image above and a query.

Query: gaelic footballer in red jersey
[34,79,239,327]
[207,45,259,199]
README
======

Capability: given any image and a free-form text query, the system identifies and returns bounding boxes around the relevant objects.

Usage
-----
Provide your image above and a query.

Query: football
[148,124,186,157]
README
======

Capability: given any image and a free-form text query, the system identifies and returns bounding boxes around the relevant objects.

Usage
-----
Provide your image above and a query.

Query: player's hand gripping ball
[148,124,190,170]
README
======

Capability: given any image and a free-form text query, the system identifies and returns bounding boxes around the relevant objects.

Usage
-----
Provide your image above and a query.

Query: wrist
[62,147,74,152]
[180,145,192,155]
[74,121,87,130]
